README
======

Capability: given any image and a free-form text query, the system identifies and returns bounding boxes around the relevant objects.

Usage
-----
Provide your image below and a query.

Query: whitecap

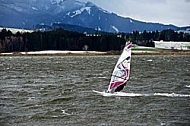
[97,76,107,79]
[28,97,35,101]
[61,110,71,115]
[185,85,190,88]
[153,93,190,97]
[147,59,153,62]
[52,116,58,118]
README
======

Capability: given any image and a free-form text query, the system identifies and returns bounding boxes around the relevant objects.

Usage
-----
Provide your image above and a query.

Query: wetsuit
[114,83,126,92]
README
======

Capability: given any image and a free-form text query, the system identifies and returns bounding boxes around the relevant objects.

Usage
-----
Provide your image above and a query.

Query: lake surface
[0,55,190,126]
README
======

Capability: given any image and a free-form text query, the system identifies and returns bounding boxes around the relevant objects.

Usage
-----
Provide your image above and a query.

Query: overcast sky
[80,0,190,27]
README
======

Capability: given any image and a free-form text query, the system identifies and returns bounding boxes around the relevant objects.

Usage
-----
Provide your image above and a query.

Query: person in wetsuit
[114,83,126,92]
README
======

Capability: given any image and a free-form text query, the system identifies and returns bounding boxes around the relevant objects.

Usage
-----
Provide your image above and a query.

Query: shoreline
[0,50,190,56]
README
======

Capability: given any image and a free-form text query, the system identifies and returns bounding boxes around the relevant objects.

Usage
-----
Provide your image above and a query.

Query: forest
[0,28,190,53]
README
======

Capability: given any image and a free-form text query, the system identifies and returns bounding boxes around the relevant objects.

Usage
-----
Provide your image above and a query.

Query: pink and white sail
[107,42,132,93]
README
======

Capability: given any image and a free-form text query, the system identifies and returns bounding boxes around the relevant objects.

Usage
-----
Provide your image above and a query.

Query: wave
[61,110,72,116]
[153,93,190,97]
[185,85,190,88]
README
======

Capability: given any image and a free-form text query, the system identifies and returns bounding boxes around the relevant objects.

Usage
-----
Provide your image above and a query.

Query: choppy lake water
[0,55,190,126]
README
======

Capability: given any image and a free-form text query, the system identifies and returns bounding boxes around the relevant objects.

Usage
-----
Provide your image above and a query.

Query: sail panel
[107,42,132,92]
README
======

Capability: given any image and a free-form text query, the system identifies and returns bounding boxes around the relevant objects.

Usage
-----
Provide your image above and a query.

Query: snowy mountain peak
[67,7,92,18]
[66,1,105,18]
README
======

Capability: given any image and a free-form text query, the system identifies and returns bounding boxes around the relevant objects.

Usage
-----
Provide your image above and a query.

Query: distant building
[154,40,190,50]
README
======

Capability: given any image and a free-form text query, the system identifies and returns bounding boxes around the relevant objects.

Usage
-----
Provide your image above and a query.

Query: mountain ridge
[0,0,188,33]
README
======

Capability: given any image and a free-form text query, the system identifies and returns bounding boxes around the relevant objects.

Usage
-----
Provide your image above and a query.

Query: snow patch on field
[0,50,107,55]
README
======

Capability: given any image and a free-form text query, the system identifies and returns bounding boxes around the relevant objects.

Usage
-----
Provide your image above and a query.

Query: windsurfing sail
[107,42,132,93]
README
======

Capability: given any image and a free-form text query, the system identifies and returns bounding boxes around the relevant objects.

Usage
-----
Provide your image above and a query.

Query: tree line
[128,29,190,46]
[0,28,189,53]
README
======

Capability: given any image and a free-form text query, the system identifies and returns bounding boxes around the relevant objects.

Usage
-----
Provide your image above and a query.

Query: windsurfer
[106,83,126,93]
[105,42,132,94]
[114,83,126,92]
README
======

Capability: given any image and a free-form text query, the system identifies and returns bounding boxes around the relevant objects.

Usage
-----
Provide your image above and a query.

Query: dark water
[0,55,190,126]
